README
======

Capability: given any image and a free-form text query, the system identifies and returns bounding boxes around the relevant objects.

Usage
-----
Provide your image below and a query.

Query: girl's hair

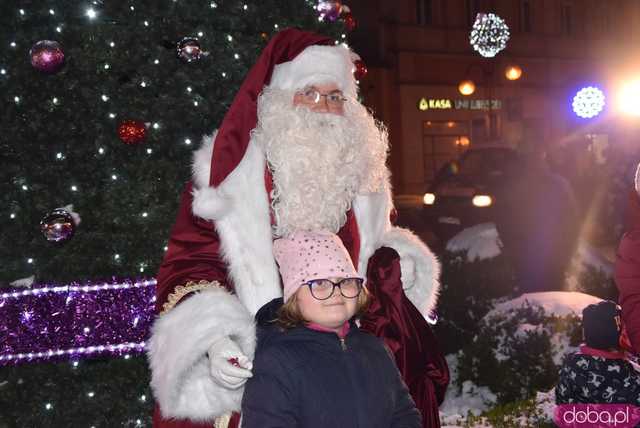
[275,284,371,330]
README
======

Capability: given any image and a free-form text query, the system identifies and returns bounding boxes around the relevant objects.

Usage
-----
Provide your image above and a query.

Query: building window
[466,0,481,27]
[561,3,573,35]
[520,0,532,32]
[416,0,433,25]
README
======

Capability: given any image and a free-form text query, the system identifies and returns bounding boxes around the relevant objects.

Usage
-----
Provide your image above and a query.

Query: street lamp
[458,64,522,96]
[458,80,476,96]
[505,65,522,81]
[457,63,523,140]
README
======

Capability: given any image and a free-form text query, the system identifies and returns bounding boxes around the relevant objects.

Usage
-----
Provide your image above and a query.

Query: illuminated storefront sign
[418,97,502,111]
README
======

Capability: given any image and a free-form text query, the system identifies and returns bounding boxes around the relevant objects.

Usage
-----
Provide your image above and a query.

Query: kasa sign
[418,97,501,111]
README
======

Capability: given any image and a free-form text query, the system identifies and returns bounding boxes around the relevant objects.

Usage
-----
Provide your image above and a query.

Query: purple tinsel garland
[0,278,156,366]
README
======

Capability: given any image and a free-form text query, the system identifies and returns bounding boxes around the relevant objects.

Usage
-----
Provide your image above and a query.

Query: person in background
[494,144,580,294]
[615,162,640,356]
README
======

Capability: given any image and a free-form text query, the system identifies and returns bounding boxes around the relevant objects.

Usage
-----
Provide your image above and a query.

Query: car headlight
[423,192,436,205]
[472,195,492,207]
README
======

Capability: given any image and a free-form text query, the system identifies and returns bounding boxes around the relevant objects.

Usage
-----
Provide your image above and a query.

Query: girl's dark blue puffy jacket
[241,321,422,428]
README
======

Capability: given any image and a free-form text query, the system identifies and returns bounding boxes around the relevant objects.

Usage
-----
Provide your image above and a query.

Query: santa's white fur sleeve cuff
[379,226,440,316]
[148,286,256,421]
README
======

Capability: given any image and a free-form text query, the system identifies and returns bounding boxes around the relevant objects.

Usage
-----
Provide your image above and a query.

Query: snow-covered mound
[484,291,601,365]
[446,223,502,262]
[453,291,601,406]
[486,291,602,320]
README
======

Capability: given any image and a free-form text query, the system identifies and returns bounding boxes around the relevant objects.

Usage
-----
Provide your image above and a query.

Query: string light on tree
[470,13,510,58]
[572,86,605,119]
[85,8,97,19]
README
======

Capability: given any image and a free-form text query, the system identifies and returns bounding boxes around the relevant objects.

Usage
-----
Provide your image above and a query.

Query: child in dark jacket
[241,230,422,428]
[555,300,640,405]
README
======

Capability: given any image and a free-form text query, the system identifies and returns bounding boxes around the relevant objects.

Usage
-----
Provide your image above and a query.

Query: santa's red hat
[209,28,358,187]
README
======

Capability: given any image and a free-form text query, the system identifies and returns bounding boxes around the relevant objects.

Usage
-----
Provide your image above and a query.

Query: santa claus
[148,29,448,428]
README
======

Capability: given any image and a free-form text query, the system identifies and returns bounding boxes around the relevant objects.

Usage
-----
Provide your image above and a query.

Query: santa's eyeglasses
[296,87,348,108]
[304,278,363,300]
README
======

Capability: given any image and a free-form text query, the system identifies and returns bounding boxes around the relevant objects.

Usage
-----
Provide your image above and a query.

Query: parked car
[422,146,519,243]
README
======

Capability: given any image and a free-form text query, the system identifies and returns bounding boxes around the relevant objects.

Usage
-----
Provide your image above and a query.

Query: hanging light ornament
[470,13,510,58]
[176,37,204,63]
[30,40,66,74]
[317,1,342,22]
[118,120,147,145]
[572,86,605,119]
[40,208,77,243]
[353,59,367,80]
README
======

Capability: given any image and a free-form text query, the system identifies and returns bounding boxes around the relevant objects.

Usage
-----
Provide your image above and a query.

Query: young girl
[241,230,422,428]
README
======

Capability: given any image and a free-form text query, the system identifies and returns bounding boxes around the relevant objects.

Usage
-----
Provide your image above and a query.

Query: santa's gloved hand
[207,336,253,389]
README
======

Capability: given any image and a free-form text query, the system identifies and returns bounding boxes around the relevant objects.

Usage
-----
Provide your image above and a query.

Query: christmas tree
[0,1,348,425]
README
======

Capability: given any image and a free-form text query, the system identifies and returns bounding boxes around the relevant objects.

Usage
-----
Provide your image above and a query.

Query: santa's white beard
[252,88,389,238]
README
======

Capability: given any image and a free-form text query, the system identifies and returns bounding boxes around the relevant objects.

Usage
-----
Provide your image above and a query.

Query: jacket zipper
[339,337,347,351]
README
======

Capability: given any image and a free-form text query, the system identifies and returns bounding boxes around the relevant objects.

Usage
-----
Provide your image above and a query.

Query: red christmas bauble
[353,59,367,81]
[342,12,357,31]
[117,120,147,145]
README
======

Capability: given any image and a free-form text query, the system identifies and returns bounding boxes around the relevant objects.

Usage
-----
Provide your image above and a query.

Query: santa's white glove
[207,336,253,389]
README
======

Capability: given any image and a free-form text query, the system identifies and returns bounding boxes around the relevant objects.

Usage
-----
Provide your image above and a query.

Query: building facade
[349,0,640,196]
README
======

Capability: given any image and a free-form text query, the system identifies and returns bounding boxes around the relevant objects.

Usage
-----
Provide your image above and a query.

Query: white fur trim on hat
[269,45,358,99]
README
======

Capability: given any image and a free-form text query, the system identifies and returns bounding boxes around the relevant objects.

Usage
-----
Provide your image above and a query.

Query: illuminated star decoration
[572,86,605,119]
[470,13,510,58]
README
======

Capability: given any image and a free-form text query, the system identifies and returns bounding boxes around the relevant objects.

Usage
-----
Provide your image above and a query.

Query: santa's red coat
[151,181,448,428]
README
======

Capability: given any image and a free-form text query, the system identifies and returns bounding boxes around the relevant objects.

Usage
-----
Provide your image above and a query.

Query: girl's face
[295,277,358,333]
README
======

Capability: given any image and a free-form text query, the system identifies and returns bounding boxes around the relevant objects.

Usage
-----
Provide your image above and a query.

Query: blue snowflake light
[470,13,510,58]
[572,86,605,119]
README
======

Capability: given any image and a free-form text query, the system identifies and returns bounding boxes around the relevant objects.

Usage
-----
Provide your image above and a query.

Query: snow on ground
[439,354,497,425]
[446,223,502,262]
[439,351,556,427]
[535,389,557,422]
[486,291,602,320]
[9,275,34,288]
[439,292,598,426]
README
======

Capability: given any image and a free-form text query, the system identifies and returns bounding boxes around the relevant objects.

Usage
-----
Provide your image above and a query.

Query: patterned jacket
[556,345,640,405]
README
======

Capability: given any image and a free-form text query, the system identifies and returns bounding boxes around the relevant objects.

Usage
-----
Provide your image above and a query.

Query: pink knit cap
[273,231,361,302]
